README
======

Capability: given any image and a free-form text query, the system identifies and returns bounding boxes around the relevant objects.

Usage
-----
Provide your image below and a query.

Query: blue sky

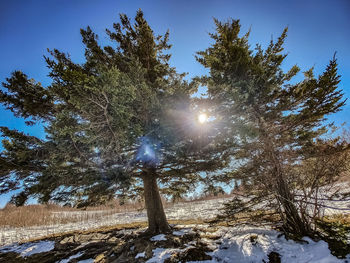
[0,0,349,206]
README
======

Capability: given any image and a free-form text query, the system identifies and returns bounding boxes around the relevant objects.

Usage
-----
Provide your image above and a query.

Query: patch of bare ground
[0,221,214,263]
[1,215,348,262]
[19,219,206,245]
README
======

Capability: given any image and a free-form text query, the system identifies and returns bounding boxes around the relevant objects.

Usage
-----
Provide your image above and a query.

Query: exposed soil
[0,225,213,263]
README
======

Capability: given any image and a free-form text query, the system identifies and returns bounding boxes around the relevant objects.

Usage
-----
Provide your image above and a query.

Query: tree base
[142,170,171,236]
[142,224,172,236]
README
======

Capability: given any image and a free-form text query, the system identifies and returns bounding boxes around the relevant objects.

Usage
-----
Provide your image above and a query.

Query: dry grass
[0,204,53,227]
[323,213,350,226]
[0,200,146,228]
[0,193,232,228]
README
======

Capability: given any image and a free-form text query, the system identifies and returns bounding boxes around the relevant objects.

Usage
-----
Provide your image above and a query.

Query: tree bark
[258,120,313,238]
[276,174,312,238]
[142,168,171,234]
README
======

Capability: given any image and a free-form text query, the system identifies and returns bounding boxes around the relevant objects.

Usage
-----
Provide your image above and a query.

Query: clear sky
[0,0,349,207]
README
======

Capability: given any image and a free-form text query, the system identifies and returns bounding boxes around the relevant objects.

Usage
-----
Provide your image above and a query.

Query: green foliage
[0,71,53,123]
[0,10,227,207]
[197,18,347,237]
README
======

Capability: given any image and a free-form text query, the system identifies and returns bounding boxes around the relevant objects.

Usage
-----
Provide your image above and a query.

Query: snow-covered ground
[0,224,349,262]
[310,182,350,216]
[0,185,349,262]
[0,240,55,257]
[1,188,349,246]
[144,225,350,263]
[0,197,231,245]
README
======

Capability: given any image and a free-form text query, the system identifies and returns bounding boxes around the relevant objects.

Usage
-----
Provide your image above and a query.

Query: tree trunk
[276,175,312,238]
[259,123,313,238]
[142,168,171,234]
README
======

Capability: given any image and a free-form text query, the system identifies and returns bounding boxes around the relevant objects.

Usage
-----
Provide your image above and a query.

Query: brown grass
[0,200,146,228]
[323,213,350,226]
[0,193,234,228]
[0,204,53,227]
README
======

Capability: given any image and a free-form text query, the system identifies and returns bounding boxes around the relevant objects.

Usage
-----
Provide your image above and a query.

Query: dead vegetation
[0,194,230,228]
[22,219,206,245]
[0,213,348,261]
[0,224,214,263]
[0,200,144,228]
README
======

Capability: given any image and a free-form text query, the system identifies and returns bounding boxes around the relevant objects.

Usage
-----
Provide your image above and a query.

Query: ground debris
[0,223,348,263]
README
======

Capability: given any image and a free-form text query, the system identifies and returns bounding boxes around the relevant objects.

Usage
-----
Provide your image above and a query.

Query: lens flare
[135,136,161,167]
[198,113,208,124]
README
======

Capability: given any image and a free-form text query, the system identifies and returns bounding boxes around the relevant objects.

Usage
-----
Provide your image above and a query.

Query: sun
[198,113,208,124]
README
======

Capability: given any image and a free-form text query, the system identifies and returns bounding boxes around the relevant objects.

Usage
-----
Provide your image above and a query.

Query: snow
[0,197,231,246]
[143,225,350,263]
[2,182,347,247]
[173,230,186,236]
[198,225,349,263]
[77,259,94,263]
[146,247,176,263]
[58,252,83,263]
[0,224,349,262]
[315,182,350,217]
[0,240,55,257]
[135,251,146,258]
[141,224,350,263]
[0,184,349,262]
[173,228,195,236]
[150,234,167,241]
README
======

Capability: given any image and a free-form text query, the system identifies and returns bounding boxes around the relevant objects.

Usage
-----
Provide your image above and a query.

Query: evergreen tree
[196,18,347,237]
[0,10,227,234]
